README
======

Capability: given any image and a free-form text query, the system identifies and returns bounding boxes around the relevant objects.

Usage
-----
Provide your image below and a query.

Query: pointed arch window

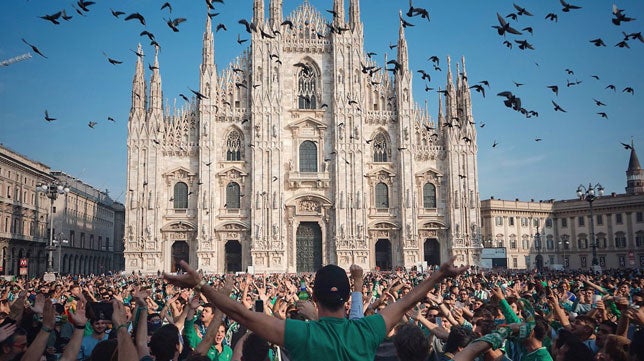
[297,65,318,109]
[373,134,388,162]
[226,130,242,161]
[173,182,189,209]
[375,182,389,209]
[423,183,436,209]
[299,141,318,173]
[226,182,241,209]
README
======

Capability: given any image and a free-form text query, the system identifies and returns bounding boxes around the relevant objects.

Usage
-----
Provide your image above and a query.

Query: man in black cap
[164,256,468,361]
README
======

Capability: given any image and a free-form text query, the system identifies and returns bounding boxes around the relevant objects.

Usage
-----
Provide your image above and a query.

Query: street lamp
[53,235,69,274]
[576,183,604,267]
[558,236,570,268]
[37,183,69,273]
[534,225,542,271]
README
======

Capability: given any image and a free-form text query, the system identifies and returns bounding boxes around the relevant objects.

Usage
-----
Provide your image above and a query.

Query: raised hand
[163,261,202,289]
[31,293,45,314]
[350,264,363,281]
[111,299,128,328]
[70,297,88,327]
[42,299,55,329]
[0,323,17,343]
[438,256,469,279]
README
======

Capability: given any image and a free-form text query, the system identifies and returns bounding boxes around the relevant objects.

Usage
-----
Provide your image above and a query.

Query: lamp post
[37,183,69,273]
[559,236,570,268]
[576,183,604,267]
[54,235,69,274]
[534,225,542,271]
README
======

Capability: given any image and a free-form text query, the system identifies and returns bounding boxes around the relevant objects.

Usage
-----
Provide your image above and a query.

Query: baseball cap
[313,265,350,306]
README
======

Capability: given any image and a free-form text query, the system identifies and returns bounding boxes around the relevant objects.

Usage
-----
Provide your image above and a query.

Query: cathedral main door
[225,240,242,273]
[296,222,322,273]
[171,241,189,273]
[375,239,392,271]
[424,239,440,267]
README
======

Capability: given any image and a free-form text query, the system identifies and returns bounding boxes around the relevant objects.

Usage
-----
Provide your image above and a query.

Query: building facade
[0,144,125,276]
[124,0,482,274]
[481,146,644,270]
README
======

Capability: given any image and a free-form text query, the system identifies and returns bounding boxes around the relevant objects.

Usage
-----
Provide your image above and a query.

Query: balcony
[287,171,330,189]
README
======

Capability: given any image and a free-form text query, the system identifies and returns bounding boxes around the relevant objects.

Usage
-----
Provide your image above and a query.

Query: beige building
[124,0,483,274]
[0,144,125,276]
[481,146,644,270]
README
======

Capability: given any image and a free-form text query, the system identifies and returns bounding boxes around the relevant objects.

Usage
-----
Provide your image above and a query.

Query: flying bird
[281,20,294,30]
[597,112,608,119]
[590,38,606,47]
[492,140,499,148]
[492,12,522,36]
[547,85,559,96]
[166,17,187,32]
[179,93,189,102]
[606,84,616,91]
[140,30,155,41]
[560,0,582,12]
[592,98,605,106]
[620,142,633,150]
[124,12,146,26]
[623,87,634,94]
[44,110,56,122]
[88,121,97,128]
[216,23,227,32]
[612,5,636,26]
[111,9,125,18]
[189,88,208,100]
[103,52,123,65]
[551,100,566,112]
[469,84,486,97]
[237,34,248,44]
[161,2,172,12]
[21,39,47,58]
[535,138,542,142]
[513,3,533,16]
[40,11,62,25]
[76,0,95,12]
[61,10,73,21]
[515,39,535,50]
[545,13,558,22]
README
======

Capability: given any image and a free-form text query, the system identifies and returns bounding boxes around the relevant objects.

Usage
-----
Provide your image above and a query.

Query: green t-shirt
[522,347,553,361]
[284,314,387,361]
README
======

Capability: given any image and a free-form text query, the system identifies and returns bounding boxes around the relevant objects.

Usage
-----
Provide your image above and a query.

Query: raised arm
[21,298,55,361]
[379,256,468,333]
[164,261,286,347]
[60,296,88,361]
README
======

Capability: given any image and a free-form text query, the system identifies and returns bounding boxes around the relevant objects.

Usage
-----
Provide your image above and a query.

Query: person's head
[241,333,270,361]
[596,335,630,361]
[596,320,617,349]
[528,316,550,344]
[556,339,594,361]
[313,265,350,312]
[149,324,181,361]
[393,323,429,361]
[89,339,118,361]
[0,326,27,358]
[91,319,108,335]
[214,324,226,346]
[200,303,215,324]
[571,314,596,340]
[629,328,644,361]
[444,325,474,354]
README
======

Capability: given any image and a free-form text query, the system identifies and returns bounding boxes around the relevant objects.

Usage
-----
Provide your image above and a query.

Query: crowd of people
[0,259,642,361]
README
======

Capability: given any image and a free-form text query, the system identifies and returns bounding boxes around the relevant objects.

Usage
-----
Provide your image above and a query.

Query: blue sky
[1,0,642,203]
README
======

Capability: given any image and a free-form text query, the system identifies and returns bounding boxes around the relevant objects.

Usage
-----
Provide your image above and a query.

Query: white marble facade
[124,0,482,274]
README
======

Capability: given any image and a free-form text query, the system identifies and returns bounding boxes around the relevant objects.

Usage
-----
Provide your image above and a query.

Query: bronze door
[375,239,392,271]
[296,222,322,273]
[225,240,242,273]
[424,238,440,267]
[171,241,189,272]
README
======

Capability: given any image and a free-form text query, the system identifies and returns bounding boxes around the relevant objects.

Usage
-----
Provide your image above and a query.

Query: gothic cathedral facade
[124,0,482,274]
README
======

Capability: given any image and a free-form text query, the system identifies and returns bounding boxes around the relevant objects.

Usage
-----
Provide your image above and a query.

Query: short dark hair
[241,333,270,361]
[149,324,180,361]
[393,323,429,361]
[532,316,549,341]
[89,339,118,361]
[444,325,473,353]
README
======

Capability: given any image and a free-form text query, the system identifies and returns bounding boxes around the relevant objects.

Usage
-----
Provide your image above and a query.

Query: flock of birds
[5,0,642,152]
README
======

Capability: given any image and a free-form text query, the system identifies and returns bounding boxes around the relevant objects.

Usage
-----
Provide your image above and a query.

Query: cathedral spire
[396,11,409,76]
[130,43,146,113]
[626,142,644,195]
[349,0,360,29]
[149,45,162,112]
[269,0,283,29]
[253,0,265,25]
[201,15,215,75]
[460,56,473,120]
[333,0,346,26]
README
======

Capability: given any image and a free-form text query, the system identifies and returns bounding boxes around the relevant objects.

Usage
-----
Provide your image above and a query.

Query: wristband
[41,326,53,333]
[114,323,129,332]
[75,324,86,330]
[194,279,207,292]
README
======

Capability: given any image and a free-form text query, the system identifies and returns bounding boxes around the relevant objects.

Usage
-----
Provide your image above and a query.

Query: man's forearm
[60,328,84,361]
